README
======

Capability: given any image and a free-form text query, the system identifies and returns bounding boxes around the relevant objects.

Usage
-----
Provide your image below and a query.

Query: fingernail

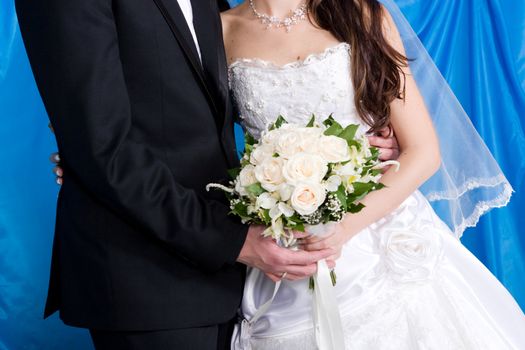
[54,154,61,162]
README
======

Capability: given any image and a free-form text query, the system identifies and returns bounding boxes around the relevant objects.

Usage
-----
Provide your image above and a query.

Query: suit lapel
[152,0,220,117]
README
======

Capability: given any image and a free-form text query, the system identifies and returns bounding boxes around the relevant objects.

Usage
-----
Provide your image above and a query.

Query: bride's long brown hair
[307,0,408,132]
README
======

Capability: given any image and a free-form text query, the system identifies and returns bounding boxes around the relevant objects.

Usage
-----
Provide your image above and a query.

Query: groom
[16,0,399,349]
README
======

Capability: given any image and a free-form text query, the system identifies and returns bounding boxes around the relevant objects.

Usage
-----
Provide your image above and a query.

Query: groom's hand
[237,225,336,282]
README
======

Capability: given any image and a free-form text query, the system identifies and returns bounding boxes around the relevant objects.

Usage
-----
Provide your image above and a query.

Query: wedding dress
[228,42,525,349]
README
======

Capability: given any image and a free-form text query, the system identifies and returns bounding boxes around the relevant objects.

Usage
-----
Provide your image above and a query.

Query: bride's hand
[368,125,400,162]
[50,152,63,185]
[48,123,64,185]
[299,222,355,261]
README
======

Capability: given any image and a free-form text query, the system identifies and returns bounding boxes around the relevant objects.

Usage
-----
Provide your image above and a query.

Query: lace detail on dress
[228,42,362,139]
[228,42,350,71]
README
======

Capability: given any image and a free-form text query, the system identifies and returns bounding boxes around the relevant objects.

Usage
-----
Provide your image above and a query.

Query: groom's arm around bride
[15,0,332,348]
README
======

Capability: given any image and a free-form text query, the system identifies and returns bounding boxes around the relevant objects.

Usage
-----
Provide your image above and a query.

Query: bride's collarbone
[226,39,343,68]
[224,19,341,67]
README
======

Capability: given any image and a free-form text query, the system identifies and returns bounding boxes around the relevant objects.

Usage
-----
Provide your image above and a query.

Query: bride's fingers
[292,231,310,239]
[53,166,63,177]
[299,233,332,246]
[49,152,60,164]
[301,239,333,252]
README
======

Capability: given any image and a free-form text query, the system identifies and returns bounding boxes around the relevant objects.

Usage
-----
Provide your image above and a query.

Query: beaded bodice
[228,43,364,138]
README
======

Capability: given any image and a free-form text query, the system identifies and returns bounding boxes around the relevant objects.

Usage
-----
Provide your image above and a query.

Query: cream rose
[297,127,323,153]
[380,227,443,283]
[261,128,282,146]
[235,165,257,196]
[254,157,285,192]
[318,135,351,163]
[274,130,304,159]
[282,153,328,186]
[290,182,327,216]
[250,144,274,166]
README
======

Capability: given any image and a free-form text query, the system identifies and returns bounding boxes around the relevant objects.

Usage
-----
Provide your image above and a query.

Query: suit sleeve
[15,0,248,272]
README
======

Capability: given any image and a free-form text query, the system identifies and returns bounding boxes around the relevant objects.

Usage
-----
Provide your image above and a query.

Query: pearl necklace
[249,0,308,32]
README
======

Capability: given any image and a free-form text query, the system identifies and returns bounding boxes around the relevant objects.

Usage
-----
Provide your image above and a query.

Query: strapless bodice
[228,43,364,138]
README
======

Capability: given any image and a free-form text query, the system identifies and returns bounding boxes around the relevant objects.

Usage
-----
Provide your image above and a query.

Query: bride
[50,0,525,348]
[221,0,525,349]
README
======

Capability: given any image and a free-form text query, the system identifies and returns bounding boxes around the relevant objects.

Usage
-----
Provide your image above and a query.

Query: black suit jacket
[16,0,249,330]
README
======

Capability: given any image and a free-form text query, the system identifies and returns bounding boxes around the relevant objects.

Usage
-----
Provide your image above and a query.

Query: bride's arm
[303,8,441,254]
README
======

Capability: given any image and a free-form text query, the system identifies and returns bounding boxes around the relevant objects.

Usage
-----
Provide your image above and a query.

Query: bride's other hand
[237,225,336,282]
[50,152,63,185]
[299,222,354,261]
[48,123,64,185]
[368,125,400,161]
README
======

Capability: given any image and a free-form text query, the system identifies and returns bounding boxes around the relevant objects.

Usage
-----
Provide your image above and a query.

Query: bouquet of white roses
[208,115,397,254]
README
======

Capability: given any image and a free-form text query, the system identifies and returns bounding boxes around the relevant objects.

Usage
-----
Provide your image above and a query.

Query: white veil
[379,0,513,238]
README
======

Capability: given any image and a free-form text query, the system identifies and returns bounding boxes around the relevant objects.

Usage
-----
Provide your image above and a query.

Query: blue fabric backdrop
[0,0,523,348]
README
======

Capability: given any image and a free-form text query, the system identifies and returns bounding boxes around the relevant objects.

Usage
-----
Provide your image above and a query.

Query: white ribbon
[231,259,345,349]
[312,259,346,350]
[231,280,283,350]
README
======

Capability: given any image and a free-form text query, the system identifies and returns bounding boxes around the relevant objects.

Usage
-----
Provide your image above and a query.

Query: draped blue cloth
[0,0,523,348]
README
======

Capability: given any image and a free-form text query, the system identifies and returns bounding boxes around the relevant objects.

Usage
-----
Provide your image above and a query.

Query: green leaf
[369,168,382,176]
[347,140,361,150]
[370,147,380,159]
[338,124,359,144]
[287,220,305,232]
[374,183,386,190]
[348,202,366,213]
[270,115,287,130]
[246,183,265,197]
[324,123,344,137]
[335,184,348,210]
[352,182,375,196]
[227,167,241,180]
[306,115,316,127]
[232,201,249,218]
[245,132,257,146]
[322,114,336,127]
[260,209,272,224]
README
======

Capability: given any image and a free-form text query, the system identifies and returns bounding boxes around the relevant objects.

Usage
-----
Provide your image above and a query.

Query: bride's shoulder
[220,3,250,45]
[220,3,246,28]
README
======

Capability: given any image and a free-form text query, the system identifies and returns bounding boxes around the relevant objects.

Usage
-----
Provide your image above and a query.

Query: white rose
[250,144,274,165]
[274,130,304,159]
[261,128,282,146]
[283,153,328,186]
[235,165,257,195]
[380,227,443,283]
[278,183,294,202]
[254,157,285,192]
[290,182,326,216]
[318,135,351,163]
[297,127,323,153]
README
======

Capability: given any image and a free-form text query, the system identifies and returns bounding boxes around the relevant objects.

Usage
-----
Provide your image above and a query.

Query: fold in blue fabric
[0,0,523,348]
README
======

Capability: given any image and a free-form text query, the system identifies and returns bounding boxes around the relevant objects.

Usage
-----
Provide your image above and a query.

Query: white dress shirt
[176,0,202,61]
